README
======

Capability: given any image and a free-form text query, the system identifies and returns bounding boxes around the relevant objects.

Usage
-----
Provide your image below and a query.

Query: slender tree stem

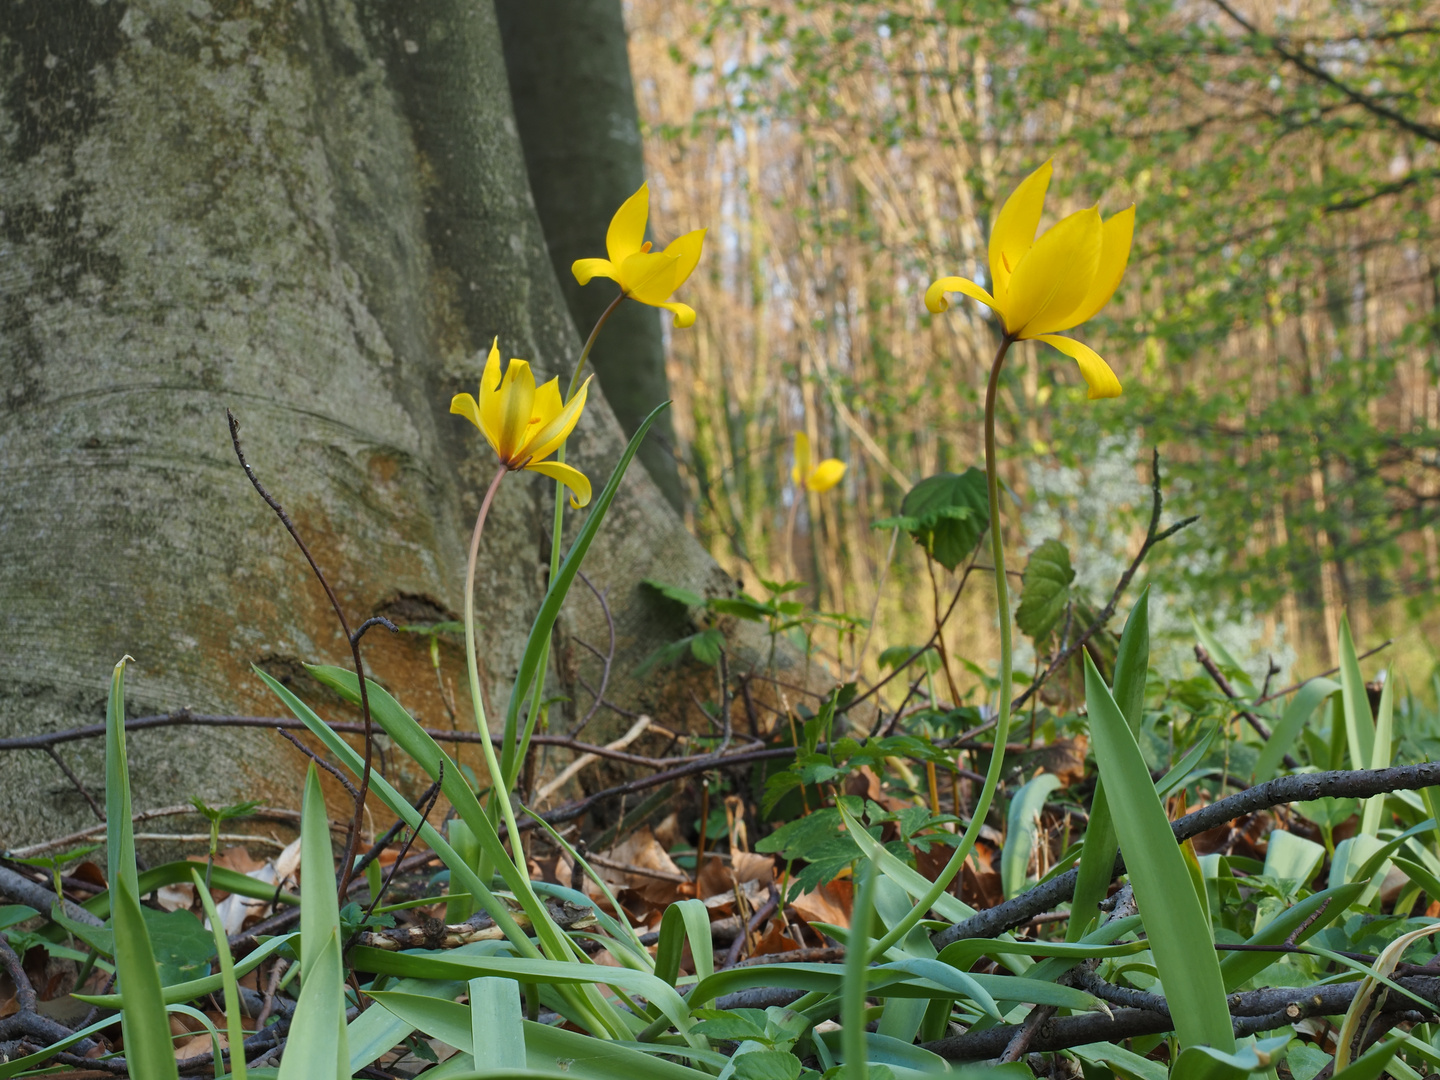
[863,334,1015,961]
[509,293,627,790]
[464,464,527,872]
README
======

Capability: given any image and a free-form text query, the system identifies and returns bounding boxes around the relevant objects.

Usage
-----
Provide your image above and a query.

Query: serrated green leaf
[1016,539,1075,643]
[881,470,989,571]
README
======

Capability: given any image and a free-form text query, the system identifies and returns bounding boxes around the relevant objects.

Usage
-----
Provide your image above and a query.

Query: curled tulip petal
[450,392,483,433]
[1035,334,1123,399]
[572,258,617,287]
[808,459,847,493]
[989,159,1052,300]
[925,276,998,315]
[527,459,593,508]
[792,431,811,486]
[656,300,696,328]
[606,184,649,264]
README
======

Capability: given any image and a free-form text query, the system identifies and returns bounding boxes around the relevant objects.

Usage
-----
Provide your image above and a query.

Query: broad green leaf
[1015,539,1075,643]
[191,869,247,1080]
[299,763,341,975]
[1002,772,1062,899]
[369,990,712,1080]
[112,872,180,1080]
[1331,1040,1402,1080]
[655,899,714,989]
[642,579,706,609]
[277,931,348,1080]
[472,977,527,1072]
[1171,1035,1290,1080]
[1070,590,1148,941]
[1084,644,1234,1051]
[1253,677,1339,783]
[1073,1041,1170,1080]
[105,655,138,900]
[873,469,989,572]
[1262,830,1324,892]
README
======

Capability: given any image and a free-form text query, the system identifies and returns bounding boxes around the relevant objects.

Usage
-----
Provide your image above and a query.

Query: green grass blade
[105,655,139,899]
[843,860,878,1080]
[112,872,180,1080]
[1338,614,1376,774]
[73,933,295,1009]
[1069,590,1149,940]
[1361,673,1396,835]
[82,861,301,921]
[1084,646,1234,1051]
[190,869,247,1080]
[500,402,670,786]
[1253,677,1340,782]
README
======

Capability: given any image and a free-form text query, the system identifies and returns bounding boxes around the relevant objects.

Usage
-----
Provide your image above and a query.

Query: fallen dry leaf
[731,851,775,885]
[790,878,853,931]
[751,920,801,956]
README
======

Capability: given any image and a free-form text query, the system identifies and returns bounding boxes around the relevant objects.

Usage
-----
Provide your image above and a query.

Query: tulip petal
[792,431,811,486]
[808,459,847,493]
[526,375,593,464]
[606,184,649,265]
[656,300,696,328]
[572,258,617,287]
[496,359,537,462]
[1005,208,1102,337]
[924,275,998,315]
[1054,205,1135,331]
[450,392,483,432]
[532,376,564,428]
[1035,334,1123,399]
[526,459,593,508]
[988,160,1052,301]
[662,228,706,287]
[620,251,681,305]
[478,339,504,453]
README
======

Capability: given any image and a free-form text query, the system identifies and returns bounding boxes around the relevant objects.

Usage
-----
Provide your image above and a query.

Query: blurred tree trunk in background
[0,0,739,847]
[495,0,685,512]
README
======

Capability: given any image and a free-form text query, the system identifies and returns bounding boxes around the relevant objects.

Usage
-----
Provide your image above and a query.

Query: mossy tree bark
[495,0,685,511]
[0,0,742,848]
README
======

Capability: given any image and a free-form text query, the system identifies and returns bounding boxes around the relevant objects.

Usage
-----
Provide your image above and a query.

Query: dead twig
[43,748,104,823]
[276,729,359,801]
[228,409,381,900]
[1195,644,1300,769]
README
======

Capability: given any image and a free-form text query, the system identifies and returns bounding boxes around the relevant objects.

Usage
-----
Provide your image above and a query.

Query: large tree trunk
[0,0,743,848]
[495,0,685,512]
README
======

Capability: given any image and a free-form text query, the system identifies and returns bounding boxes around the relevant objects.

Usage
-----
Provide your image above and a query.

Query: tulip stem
[862,333,1015,962]
[464,464,527,873]
[506,292,627,792]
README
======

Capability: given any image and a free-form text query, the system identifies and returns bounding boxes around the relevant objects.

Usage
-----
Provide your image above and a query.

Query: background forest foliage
[625,0,1440,685]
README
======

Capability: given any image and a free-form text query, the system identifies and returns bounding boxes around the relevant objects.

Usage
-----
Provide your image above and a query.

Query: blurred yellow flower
[572,183,706,327]
[451,339,594,507]
[925,160,1134,400]
[792,431,846,494]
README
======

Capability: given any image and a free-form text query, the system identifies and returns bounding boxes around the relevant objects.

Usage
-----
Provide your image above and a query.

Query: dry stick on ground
[0,712,686,770]
[1254,638,1394,706]
[9,804,312,860]
[1195,644,1300,769]
[933,760,1440,946]
[228,410,394,900]
[357,762,444,930]
[0,933,99,1056]
[0,865,104,928]
[922,974,1440,1061]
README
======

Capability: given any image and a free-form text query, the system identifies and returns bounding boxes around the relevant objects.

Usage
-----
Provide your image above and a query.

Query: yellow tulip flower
[792,431,846,494]
[925,160,1135,400]
[572,183,706,327]
[451,339,594,507]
